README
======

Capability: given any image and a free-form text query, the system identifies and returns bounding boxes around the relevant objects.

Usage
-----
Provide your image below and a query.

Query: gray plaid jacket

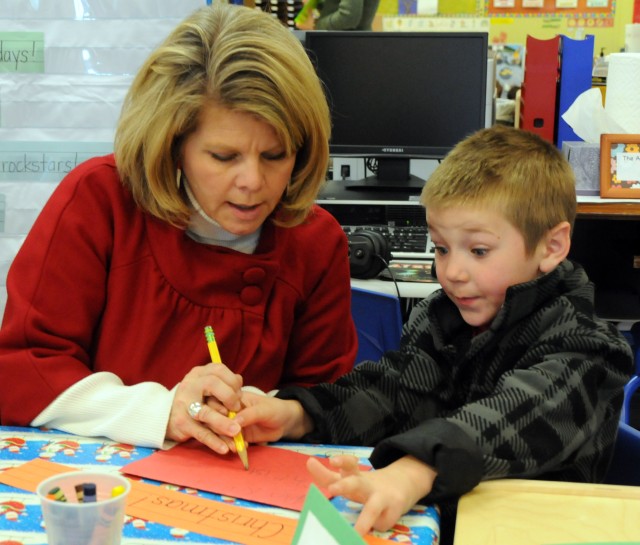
[278,260,634,502]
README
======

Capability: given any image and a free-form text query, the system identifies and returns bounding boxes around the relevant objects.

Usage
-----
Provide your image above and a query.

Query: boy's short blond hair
[420,125,577,255]
[114,2,330,228]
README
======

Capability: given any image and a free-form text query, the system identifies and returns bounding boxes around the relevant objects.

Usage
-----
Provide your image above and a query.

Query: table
[570,197,640,322]
[351,277,440,300]
[0,426,439,544]
[453,478,640,545]
[576,196,640,218]
[353,197,640,301]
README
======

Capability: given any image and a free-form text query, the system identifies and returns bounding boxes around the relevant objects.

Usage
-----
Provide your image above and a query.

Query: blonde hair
[114,2,331,228]
[420,125,577,254]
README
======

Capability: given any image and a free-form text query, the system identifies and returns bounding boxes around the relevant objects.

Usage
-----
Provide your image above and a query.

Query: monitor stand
[344,174,425,192]
[320,157,426,201]
[319,177,424,202]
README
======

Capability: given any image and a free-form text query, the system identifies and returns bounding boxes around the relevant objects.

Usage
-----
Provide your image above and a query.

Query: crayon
[47,486,67,502]
[111,485,126,498]
[74,483,85,503]
[82,482,97,503]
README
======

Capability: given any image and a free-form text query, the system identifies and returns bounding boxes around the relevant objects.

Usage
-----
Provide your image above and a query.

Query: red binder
[519,35,560,143]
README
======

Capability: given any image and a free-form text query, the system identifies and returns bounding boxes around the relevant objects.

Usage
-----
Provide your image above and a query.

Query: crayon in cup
[82,482,97,503]
[74,483,84,503]
[47,486,67,502]
[111,485,126,498]
[37,471,131,545]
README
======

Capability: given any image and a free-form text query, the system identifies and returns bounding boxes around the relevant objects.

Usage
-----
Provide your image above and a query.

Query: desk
[351,277,440,299]
[572,197,640,321]
[454,478,640,545]
[577,195,640,219]
[353,197,640,300]
[0,426,439,544]
[351,196,640,311]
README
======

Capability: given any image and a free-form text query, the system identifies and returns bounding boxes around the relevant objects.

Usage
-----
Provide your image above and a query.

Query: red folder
[520,35,560,143]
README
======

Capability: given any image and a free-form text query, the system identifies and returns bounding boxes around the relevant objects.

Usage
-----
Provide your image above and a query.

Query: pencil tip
[238,449,249,471]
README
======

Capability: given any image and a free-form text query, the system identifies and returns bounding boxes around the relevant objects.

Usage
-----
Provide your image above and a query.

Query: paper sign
[416,0,437,15]
[0,141,113,183]
[122,440,333,511]
[0,458,295,545]
[0,32,44,73]
[617,153,640,183]
[293,484,365,545]
[0,458,391,545]
[293,484,391,545]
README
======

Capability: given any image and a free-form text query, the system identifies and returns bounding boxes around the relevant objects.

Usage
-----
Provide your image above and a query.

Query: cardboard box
[562,141,600,195]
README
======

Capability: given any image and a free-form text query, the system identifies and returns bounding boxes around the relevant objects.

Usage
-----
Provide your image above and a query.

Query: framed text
[600,133,640,198]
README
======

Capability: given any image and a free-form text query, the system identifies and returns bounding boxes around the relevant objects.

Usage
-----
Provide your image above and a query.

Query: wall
[486,2,633,58]
[375,1,634,58]
[0,0,206,318]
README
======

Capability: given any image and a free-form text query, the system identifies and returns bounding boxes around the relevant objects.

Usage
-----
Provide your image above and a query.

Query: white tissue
[626,24,640,53]
[605,53,640,133]
[561,88,625,144]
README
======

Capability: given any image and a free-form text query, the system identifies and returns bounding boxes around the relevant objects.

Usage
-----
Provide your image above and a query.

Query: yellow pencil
[204,325,249,470]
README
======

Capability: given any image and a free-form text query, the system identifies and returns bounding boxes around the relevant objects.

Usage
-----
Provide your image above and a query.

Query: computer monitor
[305,31,489,196]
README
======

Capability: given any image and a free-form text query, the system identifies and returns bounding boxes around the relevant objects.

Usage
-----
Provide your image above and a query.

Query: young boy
[236,125,634,544]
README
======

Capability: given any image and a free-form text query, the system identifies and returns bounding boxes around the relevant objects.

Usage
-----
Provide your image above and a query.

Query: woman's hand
[307,454,437,535]
[235,392,313,444]
[166,363,244,454]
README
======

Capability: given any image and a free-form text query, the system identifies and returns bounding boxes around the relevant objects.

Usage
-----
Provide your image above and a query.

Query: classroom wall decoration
[487,0,615,27]
[0,0,206,318]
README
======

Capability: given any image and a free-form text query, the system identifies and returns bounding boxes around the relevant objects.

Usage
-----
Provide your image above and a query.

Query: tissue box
[561,141,600,195]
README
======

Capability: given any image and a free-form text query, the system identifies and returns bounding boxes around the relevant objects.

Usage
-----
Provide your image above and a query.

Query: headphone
[347,230,392,279]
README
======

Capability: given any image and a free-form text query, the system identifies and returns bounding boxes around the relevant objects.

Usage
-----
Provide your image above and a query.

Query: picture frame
[599,133,640,198]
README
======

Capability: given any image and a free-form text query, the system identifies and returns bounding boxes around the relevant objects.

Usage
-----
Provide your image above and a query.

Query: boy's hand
[235,392,313,443]
[307,454,437,535]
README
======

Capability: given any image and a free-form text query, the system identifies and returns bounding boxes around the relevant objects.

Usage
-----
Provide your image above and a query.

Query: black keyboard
[343,225,434,260]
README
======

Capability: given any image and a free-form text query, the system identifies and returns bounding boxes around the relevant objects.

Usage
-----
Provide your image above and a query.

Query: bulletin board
[0,0,205,319]
[486,0,616,18]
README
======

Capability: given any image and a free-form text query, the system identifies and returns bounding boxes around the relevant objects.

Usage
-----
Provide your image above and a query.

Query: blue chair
[620,321,640,426]
[350,286,403,365]
[603,421,640,486]
[630,321,640,375]
[621,375,640,426]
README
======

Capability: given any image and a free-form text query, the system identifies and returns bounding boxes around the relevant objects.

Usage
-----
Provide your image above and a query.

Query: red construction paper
[121,441,333,511]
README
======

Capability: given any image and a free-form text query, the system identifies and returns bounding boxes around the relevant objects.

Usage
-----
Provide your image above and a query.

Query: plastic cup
[37,470,130,545]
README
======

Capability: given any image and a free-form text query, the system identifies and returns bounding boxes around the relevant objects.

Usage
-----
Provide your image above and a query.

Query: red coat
[0,155,356,425]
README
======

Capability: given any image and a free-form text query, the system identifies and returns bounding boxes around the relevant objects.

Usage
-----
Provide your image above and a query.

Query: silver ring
[188,401,203,420]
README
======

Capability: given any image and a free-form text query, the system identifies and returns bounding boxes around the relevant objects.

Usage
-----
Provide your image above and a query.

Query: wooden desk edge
[463,478,640,500]
[577,201,640,218]
[454,478,640,545]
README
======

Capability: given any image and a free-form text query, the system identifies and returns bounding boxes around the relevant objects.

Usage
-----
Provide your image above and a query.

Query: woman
[0,2,356,456]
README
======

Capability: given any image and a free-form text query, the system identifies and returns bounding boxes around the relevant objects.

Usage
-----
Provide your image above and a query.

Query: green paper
[292,484,366,545]
[0,32,45,73]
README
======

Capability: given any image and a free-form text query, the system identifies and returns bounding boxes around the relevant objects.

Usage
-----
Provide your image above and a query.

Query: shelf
[577,200,640,218]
